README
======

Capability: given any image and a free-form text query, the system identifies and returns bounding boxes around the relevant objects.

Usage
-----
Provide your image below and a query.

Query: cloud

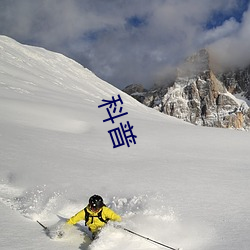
[209,4,250,68]
[200,18,240,45]
[0,0,249,89]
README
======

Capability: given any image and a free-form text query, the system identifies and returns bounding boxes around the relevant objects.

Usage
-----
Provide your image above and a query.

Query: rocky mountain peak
[177,49,210,78]
[123,49,250,130]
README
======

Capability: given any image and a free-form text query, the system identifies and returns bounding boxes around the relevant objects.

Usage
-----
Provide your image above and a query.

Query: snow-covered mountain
[124,49,250,130]
[0,36,250,250]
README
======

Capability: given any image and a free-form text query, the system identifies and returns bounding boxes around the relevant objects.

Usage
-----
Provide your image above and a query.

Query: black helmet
[89,195,104,210]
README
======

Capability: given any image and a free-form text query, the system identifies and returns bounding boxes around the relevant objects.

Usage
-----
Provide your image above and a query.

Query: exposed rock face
[123,84,147,103]
[217,66,250,99]
[123,49,250,130]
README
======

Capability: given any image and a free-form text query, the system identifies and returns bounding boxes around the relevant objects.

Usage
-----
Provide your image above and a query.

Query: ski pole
[122,227,180,250]
[37,220,48,231]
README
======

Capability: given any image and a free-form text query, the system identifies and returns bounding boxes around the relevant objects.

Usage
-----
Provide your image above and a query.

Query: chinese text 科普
[98,94,137,148]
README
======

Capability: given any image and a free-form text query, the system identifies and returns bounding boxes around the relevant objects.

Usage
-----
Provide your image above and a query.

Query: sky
[0,0,249,89]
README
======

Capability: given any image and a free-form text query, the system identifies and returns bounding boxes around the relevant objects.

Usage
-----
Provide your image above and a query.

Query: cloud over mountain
[0,0,249,88]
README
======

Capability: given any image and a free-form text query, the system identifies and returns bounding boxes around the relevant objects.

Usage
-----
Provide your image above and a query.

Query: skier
[66,194,121,239]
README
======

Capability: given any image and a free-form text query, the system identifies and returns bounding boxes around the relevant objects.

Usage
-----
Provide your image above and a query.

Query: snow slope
[0,35,250,250]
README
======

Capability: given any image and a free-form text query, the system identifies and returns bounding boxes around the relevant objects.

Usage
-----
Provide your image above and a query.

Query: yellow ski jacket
[67,206,121,233]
